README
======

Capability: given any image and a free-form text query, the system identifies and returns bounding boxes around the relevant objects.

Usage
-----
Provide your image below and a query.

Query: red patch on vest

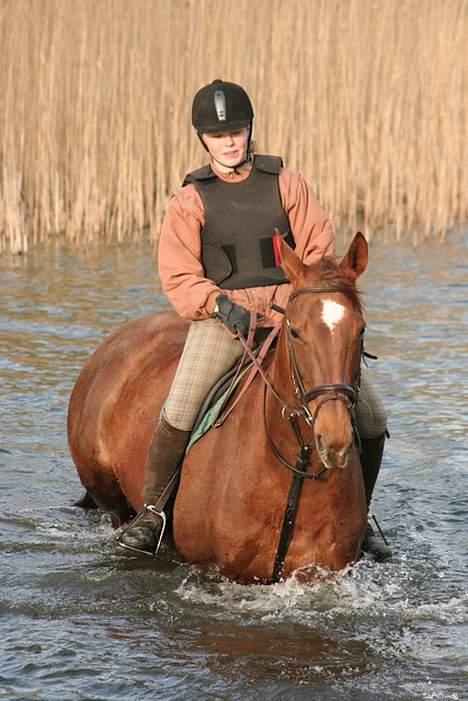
[272,236,282,266]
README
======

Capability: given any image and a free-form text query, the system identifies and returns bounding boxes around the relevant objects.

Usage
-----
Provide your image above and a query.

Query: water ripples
[0,238,466,700]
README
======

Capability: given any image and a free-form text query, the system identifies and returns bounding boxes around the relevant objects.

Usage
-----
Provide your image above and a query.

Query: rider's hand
[213,295,251,336]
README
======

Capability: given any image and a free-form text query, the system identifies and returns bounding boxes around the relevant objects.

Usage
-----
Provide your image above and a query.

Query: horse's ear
[274,229,306,281]
[339,232,368,280]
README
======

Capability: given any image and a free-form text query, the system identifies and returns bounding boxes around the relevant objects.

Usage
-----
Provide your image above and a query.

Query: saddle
[187,328,279,450]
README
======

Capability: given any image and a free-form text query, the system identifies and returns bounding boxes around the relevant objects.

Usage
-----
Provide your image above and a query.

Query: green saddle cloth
[186,365,251,451]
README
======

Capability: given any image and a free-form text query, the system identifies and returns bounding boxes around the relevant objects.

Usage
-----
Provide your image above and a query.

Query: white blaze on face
[321,299,346,332]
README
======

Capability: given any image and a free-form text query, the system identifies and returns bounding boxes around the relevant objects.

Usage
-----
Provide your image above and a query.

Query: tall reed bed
[0,0,466,252]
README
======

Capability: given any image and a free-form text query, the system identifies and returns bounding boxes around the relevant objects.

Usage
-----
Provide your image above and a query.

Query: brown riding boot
[118,415,190,556]
[360,432,393,562]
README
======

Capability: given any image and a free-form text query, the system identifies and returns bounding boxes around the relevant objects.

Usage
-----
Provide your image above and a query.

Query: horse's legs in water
[74,491,98,509]
[74,489,135,529]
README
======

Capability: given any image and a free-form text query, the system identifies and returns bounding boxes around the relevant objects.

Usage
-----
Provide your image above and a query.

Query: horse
[68,232,369,583]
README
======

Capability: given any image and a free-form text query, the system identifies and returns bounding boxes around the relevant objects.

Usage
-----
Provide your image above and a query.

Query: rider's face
[201,127,250,167]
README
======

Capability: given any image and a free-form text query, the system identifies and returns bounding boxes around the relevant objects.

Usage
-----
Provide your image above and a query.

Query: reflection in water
[0,234,467,700]
[190,620,372,684]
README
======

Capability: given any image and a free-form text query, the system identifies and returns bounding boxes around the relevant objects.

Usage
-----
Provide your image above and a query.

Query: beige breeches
[164,318,387,438]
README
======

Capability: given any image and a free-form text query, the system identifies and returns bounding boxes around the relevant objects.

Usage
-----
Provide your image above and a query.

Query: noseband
[286,286,360,427]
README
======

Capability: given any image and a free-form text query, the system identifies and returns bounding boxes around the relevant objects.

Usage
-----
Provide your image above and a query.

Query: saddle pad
[186,365,251,451]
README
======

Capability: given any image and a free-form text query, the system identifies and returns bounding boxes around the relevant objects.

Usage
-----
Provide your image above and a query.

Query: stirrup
[118,505,167,557]
[145,505,167,555]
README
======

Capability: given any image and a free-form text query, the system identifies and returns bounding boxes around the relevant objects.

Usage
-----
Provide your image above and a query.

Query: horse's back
[68,311,188,513]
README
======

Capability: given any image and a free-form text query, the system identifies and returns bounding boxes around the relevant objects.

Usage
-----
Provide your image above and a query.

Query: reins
[213,313,282,427]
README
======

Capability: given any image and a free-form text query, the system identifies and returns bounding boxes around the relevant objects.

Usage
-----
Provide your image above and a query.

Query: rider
[119,79,391,561]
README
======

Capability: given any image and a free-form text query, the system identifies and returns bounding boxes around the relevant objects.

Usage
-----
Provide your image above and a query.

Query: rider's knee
[355,371,387,439]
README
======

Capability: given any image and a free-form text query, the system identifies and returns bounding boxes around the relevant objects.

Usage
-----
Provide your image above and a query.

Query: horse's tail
[73,490,98,509]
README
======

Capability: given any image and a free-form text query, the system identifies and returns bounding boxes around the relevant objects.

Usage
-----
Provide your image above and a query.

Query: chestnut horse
[68,233,369,583]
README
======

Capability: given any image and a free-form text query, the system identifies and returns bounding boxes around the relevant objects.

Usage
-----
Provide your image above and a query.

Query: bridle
[285,286,360,429]
[237,284,363,479]
[237,284,365,582]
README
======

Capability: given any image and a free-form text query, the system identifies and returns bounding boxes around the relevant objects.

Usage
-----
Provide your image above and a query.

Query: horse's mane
[315,256,364,314]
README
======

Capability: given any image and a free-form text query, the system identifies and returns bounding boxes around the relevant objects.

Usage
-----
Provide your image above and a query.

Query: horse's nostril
[316,434,324,455]
[336,450,349,468]
[315,432,352,470]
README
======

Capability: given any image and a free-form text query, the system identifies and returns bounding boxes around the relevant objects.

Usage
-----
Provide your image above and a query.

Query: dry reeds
[0,0,466,253]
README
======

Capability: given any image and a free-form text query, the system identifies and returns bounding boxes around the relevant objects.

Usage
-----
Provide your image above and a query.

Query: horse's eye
[287,318,303,341]
[290,326,303,341]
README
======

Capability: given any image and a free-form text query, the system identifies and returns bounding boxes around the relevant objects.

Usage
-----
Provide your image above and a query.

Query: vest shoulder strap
[182,155,284,187]
[182,165,216,187]
[254,154,284,174]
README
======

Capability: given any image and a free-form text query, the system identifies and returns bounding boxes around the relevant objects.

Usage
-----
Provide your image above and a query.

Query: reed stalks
[0,0,466,253]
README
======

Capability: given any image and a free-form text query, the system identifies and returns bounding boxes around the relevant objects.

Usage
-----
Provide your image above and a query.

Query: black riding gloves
[213,295,251,336]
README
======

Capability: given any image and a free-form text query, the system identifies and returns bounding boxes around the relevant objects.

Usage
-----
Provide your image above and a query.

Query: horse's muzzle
[315,433,352,469]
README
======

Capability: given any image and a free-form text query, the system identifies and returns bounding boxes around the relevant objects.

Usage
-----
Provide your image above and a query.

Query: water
[0,234,466,700]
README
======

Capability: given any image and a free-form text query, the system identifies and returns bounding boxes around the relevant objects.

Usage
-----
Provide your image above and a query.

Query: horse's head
[277,232,368,469]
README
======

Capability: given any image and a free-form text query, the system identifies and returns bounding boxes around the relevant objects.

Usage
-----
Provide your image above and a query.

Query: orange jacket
[158,164,335,326]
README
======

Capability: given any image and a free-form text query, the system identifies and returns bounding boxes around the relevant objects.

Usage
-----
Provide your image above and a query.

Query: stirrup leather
[362,513,392,562]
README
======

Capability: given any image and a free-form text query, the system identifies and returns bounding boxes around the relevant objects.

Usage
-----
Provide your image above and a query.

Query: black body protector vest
[182,155,294,289]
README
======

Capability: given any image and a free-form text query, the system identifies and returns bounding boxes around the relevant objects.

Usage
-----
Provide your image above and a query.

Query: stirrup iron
[118,505,167,557]
[145,505,167,555]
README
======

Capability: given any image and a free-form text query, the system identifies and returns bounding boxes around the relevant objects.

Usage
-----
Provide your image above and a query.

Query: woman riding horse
[118,79,391,561]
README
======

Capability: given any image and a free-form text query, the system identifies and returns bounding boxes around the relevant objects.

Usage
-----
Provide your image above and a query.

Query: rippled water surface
[0,233,466,700]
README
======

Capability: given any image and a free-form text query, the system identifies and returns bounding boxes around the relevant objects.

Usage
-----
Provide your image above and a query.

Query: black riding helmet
[192,79,254,133]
